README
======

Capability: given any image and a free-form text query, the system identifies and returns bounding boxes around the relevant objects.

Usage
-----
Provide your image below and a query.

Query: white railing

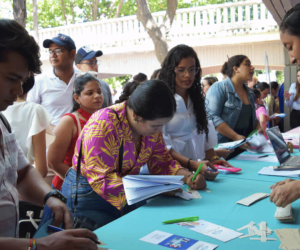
[29,0,277,60]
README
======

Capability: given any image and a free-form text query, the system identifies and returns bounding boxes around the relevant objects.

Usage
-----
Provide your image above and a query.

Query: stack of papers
[123,175,184,205]
[258,166,300,178]
[275,204,295,223]
[275,228,300,249]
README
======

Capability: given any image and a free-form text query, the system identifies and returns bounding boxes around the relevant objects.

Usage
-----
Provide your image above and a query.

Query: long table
[94,151,300,250]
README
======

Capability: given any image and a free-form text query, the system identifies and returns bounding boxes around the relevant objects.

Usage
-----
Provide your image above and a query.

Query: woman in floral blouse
[61,79,204,228]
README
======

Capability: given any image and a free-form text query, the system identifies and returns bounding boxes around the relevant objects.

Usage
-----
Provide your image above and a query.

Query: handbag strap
[75,113,82,136]
[74,109,124,208]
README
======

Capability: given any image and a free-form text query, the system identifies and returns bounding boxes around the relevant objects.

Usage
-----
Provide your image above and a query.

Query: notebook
[266,126,300,170]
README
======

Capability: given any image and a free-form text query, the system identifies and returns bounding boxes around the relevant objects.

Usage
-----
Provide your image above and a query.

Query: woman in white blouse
[159,45,231,182]
[285,69,300,128]
[3,76,53,183]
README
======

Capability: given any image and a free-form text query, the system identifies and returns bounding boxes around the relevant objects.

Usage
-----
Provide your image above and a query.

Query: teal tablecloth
[94,151,300,250]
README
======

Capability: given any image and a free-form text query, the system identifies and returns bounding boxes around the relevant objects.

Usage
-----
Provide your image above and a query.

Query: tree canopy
[1,0,240,30]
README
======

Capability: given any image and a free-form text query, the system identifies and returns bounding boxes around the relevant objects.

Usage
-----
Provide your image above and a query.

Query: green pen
[162,216,199,224]
[192,163,203,182]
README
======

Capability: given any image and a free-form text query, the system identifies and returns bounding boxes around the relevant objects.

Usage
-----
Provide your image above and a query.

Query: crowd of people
[1,3,300,249]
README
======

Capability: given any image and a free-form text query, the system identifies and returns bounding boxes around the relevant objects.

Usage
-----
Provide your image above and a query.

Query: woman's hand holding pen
[186,172,207,190]
[190,160,218,181]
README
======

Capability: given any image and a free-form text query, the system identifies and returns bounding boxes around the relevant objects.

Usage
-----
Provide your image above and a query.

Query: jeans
[61,168,145,228]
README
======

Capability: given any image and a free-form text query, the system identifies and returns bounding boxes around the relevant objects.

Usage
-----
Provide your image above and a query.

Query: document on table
[123,175,184,205]
[259,166,300,178]
[140,230,218,250]
[177,220,243,242]
[234,154,278,163]
[281,133,299,140]
[215,137,252,150]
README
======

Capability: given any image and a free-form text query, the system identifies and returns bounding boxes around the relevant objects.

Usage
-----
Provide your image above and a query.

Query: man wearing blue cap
[75,46,112,108]
[27,33,79,127]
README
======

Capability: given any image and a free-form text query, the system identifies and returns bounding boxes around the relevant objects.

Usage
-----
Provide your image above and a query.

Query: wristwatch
[44,189,67,205]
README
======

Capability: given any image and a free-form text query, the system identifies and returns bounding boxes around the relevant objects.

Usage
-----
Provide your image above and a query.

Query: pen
[162,216,199,224]
[47,225,101,244]
[258,155,268,158]
[191,163,203,182]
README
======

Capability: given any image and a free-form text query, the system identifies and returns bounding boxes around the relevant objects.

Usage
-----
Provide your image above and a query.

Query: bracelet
[33,238,37,250]
[187,158,192,170]
[210,155,220,162]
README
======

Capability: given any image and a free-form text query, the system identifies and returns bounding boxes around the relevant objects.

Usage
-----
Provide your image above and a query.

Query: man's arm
[17,165,73,229]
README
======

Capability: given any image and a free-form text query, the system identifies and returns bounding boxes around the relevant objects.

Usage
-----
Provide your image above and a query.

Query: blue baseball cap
[75,46,103,64]
[43,33,76,50]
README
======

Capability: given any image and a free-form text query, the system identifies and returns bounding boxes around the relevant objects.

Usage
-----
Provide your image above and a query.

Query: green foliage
[103,74,131,89]
[276,71,284,84]
[1,0,240,30]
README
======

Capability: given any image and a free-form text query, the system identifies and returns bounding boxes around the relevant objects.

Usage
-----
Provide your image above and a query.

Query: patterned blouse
[72,101,182,210]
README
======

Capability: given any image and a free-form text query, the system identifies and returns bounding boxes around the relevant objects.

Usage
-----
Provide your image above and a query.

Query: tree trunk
[91,0,100,21]
[161,0,178,35]
[136,0,177,64]
[115,0,124,18]
[61,0,68,25]
[32,0,39,42]
[13,0,27,27]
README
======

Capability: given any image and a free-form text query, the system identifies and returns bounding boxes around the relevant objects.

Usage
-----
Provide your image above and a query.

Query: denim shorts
[61,168,145,228]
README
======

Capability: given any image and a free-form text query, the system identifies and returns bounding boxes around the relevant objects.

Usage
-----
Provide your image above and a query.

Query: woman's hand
[215,149,234,160]
[270,179,300,207]
[211,157,233,168]
[190,160,219,181]
[234,134,249,150]
[284,90,292,101]
[270,178,295,189]
[186,173,207,190]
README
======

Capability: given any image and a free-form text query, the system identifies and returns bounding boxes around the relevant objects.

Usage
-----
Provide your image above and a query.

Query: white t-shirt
[27,68,79,125]
[0,114,29,237]
[3,101,52,163]
[163,94,218,161]
[285,83,300,110]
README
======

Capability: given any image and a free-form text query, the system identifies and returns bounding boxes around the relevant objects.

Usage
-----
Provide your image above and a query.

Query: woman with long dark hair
[285,69,300,128]
[61,80,205,228]
[270,3,300,207]
[206,55,260,159]
[48,73,103,190]
[159,45,233,183]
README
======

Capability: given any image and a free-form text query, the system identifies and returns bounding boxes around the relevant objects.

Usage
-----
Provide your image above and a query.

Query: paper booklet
[122,175,184,205]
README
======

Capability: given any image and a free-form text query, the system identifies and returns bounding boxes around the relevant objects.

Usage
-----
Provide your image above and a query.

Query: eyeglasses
[174,67,200,77]
[49,48,66,56]
[78,60,100,67]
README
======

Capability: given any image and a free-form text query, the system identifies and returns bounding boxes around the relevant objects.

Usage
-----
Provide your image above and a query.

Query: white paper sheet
[177,220,243,242]
[258,166,300,177]
[234,154,278,162]
[140,230,218,250]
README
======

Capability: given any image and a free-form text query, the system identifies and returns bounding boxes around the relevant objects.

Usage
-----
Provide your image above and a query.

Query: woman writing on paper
[270,3,300,207]
[61,80,204,228]
[158,45,231,183]
[205,55,261,159]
